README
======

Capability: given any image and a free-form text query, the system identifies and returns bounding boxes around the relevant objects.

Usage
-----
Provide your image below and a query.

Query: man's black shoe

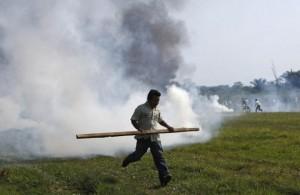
[122,160,129,167]
[160,175,172,187]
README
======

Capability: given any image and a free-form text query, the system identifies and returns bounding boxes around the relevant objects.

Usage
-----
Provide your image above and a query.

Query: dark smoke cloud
[121,0,187,88]
[0,27,6,64]
[0,27,10,95]
[165,0,188,11]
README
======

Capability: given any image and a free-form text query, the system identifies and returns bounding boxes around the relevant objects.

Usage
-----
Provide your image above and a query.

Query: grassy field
[0,113,300,194]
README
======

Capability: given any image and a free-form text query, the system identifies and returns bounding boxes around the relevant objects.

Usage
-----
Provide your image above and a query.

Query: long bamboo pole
[76,127,199,139]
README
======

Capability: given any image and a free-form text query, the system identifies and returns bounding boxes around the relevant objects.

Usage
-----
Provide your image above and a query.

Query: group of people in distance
[241,98,263,112]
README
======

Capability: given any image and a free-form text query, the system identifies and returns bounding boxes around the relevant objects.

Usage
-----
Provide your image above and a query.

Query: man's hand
[167,126,174,132]
[131,120,142,132]
[159,120,174,132]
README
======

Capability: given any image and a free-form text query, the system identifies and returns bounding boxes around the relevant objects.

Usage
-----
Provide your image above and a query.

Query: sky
[175,0,300,86]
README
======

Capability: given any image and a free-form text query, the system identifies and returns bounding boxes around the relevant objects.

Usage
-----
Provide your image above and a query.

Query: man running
[255,98,263,112]
[122,89,174,187]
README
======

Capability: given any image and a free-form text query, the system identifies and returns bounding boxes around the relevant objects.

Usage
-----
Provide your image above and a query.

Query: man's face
[149,95,160,108]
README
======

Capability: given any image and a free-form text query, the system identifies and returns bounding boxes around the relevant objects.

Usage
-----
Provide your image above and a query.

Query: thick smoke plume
[121,1,186,88]
[0,0,231,160]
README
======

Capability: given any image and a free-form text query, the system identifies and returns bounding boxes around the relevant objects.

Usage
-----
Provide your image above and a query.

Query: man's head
[147,89,161,108]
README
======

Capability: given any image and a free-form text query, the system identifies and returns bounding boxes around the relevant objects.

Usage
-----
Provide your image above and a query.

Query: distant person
[122,89,174,187]
[255,98,263,112]
[241,98,250,112]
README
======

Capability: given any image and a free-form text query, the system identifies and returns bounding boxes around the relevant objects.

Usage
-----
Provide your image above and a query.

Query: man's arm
[159,120,174,132]
[131,105,142,131]
[131,120,142,132]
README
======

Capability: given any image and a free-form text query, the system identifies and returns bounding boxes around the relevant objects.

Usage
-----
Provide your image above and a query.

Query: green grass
[0,113,300,194]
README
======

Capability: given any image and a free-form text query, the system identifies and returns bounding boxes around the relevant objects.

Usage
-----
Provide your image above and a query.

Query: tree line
[195,70,300,111]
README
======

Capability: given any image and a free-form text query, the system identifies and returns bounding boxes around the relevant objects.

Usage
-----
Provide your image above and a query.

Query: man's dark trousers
[123,138,170,181]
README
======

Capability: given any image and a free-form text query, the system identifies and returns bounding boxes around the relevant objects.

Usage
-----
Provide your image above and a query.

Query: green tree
[250,78,267,92]
[281,70,300,88]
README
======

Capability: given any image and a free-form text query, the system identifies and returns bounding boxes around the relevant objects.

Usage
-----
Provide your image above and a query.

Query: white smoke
[160,85,233,146]
[0,0,233,159]
[163,85,199,127]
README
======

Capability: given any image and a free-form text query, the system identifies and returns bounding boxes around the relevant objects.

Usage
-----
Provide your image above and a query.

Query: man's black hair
[147,89,161,101]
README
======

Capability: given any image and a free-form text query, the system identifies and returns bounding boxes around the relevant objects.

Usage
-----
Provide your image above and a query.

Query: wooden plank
[76,127,199,139]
